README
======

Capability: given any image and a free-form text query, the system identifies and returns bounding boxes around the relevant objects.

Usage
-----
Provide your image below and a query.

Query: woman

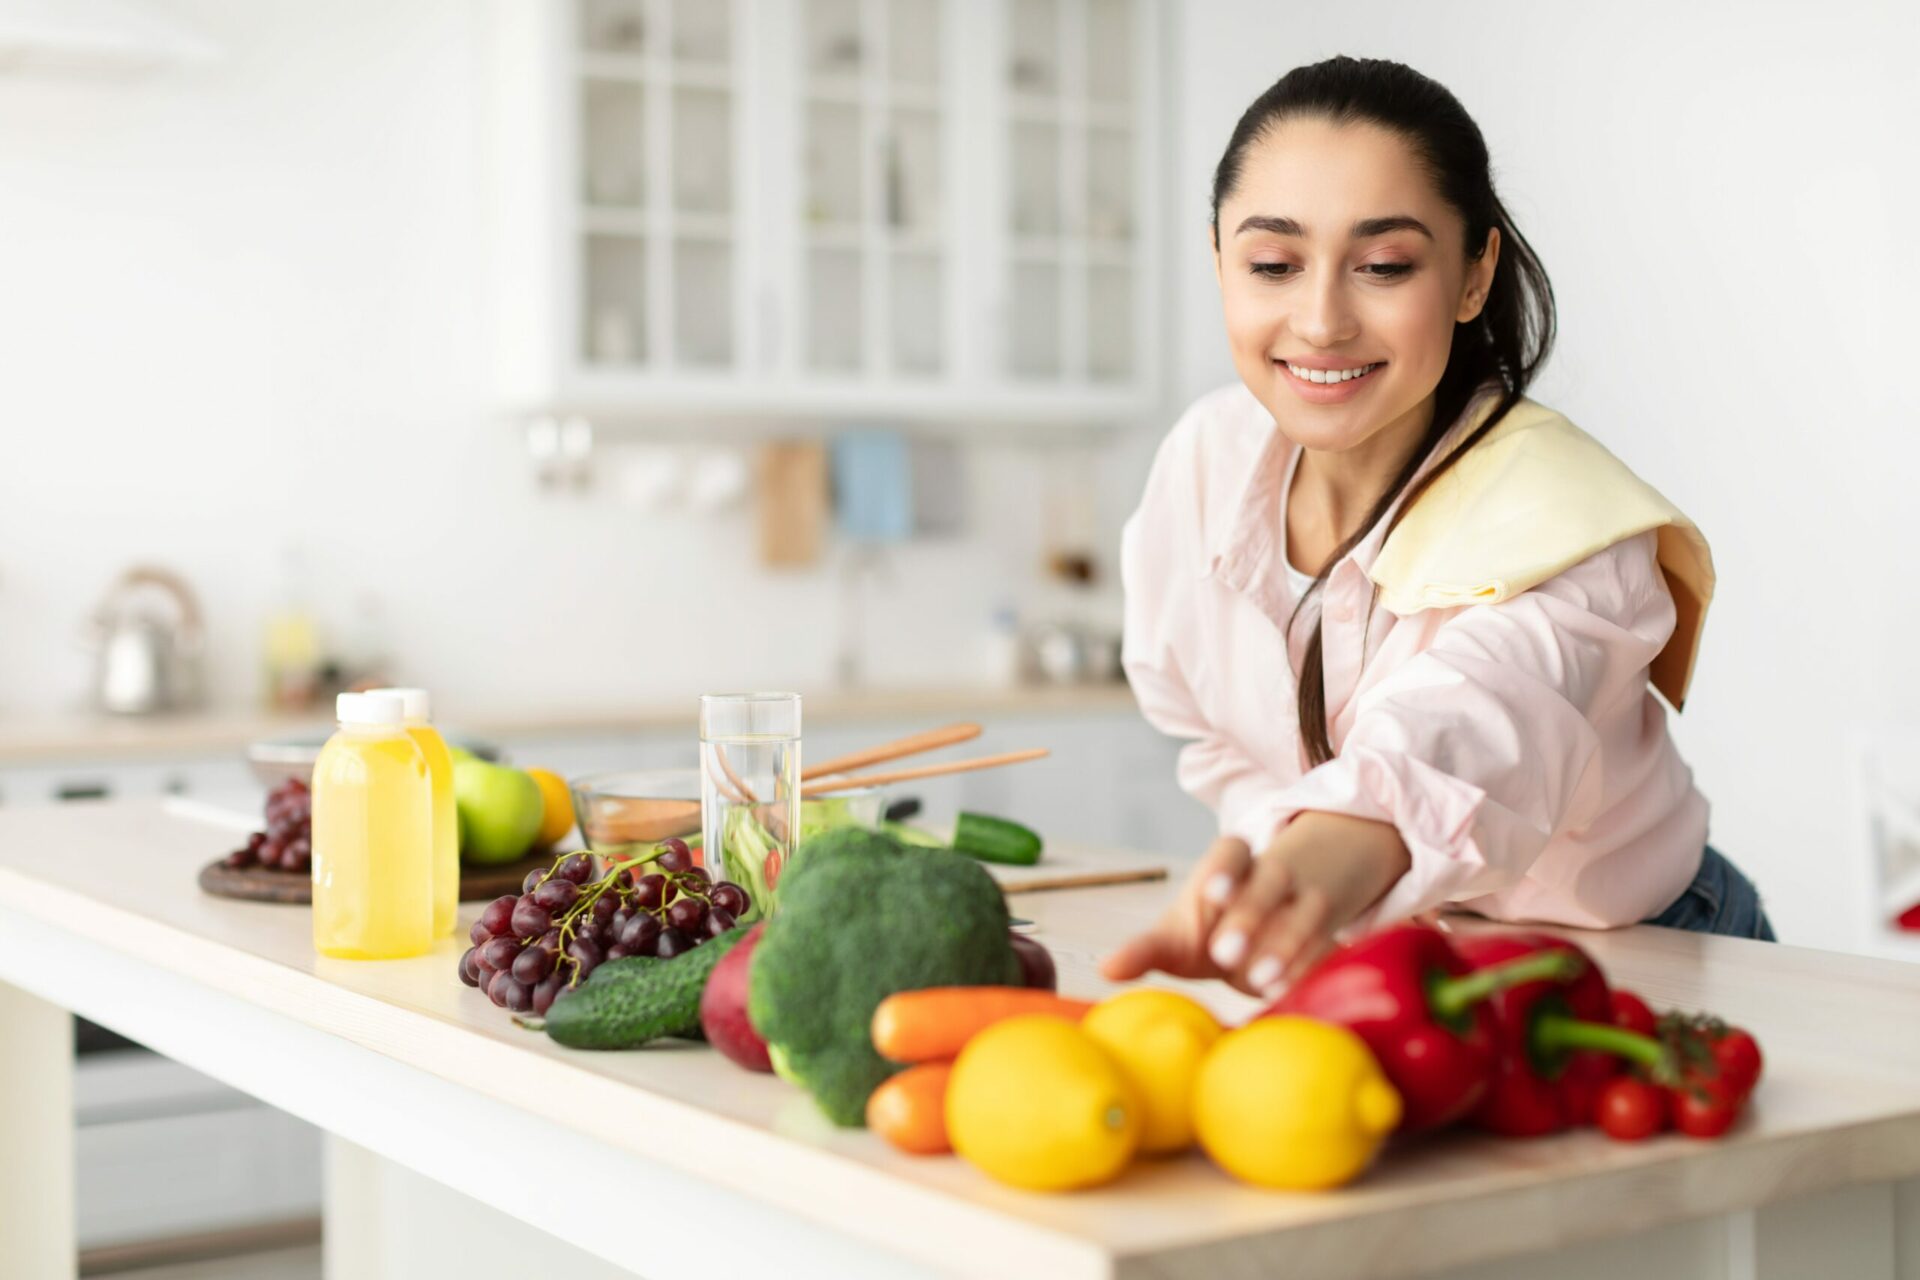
[1104,56,1774,1001]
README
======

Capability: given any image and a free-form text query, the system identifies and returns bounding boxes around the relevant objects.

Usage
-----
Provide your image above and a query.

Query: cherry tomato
[1712,1029,1764,1096]
[1610,990,1657,1037]
[1671,1083,1742,1138]
[1597,1077,1668,1141]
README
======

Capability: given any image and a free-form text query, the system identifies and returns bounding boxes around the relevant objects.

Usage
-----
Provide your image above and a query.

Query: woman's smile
[1274,356,1387,402]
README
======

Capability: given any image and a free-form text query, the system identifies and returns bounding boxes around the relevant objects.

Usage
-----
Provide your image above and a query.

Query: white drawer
[75,1052,321,1250]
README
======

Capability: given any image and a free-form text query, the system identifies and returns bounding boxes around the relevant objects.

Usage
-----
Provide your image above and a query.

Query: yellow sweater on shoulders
[1369,396,1713,710]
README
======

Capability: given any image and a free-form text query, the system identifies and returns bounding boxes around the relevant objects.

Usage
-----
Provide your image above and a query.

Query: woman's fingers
[1100,837,1251,982]
[1239,887,1329,998]
[1208,849,1293,976]
[1098,930,1163,981]
[1193,836,1253,909]
[1186,836,1253,947]
[1101,904,1224,981]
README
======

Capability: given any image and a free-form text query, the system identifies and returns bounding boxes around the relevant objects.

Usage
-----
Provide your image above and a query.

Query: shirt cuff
[1226,745,1493,936]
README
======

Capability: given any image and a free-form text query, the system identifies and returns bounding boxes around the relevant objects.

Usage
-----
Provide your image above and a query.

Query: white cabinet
[488,0,1163,429]
[0,755,254,807]
[75,1053,321,1251]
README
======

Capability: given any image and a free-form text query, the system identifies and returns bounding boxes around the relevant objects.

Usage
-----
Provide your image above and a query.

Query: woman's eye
[1247,262,1415,281]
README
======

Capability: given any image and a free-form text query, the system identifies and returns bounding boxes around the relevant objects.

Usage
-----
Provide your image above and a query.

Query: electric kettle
[89,566,205,715]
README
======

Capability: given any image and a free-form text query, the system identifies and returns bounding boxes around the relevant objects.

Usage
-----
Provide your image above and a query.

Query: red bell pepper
[1264,923,1585,1133]
[1454,933,1673,1137]
[1610,989,1657,1037]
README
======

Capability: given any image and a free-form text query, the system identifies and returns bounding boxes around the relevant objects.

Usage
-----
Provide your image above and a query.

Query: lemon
[525,768,575,848]
[947,1015,1142,1191]
[1081,988,1223,1155]
[1194,1016,1402,1191]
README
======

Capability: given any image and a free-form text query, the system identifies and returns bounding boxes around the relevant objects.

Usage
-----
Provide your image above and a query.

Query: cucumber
[544,928,745,1050]
[951,813,1043,866]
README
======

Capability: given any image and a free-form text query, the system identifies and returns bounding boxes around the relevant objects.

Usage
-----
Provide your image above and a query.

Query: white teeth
[1286,361,1379,384]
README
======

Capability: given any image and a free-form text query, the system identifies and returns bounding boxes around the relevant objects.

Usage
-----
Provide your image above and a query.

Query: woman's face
[1212,117,1498,458]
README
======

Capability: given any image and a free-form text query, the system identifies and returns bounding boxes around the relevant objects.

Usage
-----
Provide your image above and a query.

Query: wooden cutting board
[987,845,1169,894]
[176,795,572,906]
[197,852,569,906]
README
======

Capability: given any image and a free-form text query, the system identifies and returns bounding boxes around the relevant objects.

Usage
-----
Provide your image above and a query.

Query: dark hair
[1209,55,1557,768]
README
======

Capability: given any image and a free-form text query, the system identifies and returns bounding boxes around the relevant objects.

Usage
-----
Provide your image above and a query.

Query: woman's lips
[1275,359,1385,403]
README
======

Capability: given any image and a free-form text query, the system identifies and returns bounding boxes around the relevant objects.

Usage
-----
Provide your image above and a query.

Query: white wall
[1162,0,1920,948]
[0,0,1125,722]
[7,0,1914,949]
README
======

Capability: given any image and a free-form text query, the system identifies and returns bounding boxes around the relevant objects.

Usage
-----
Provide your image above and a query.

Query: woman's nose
[1291,271,1360,347]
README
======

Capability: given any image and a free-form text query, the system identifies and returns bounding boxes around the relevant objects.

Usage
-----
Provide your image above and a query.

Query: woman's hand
[1101,813,1412,998]
[1099,836,1255,985]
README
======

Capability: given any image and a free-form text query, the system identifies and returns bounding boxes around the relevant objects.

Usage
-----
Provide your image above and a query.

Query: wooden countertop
[3,801,1920,1278]
[0,683,1140,765]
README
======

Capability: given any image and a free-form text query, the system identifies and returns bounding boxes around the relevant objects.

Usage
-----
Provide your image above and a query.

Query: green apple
[454,759,545,865]
[448,745,479,765]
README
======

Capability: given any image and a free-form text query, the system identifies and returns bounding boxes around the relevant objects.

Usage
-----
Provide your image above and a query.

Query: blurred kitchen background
[3,1,1919,1273]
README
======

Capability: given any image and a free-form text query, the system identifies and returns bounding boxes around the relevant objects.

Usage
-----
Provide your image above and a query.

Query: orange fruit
[525,768,575,848]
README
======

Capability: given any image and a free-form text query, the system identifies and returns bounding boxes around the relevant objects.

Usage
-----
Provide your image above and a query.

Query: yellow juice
[404,721,458,937]
[311,704,434,960]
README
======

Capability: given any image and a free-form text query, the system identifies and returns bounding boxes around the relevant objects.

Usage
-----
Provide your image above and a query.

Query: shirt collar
[1203,387,1502,595]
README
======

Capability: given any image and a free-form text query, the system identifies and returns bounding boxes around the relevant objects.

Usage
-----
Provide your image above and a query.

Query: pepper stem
[1533,1013,1669,1072]
[1427,950,1585,1023]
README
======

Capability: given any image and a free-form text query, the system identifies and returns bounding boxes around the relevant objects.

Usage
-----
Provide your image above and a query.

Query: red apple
[1008,932,1056,991]
[701,922,771,1072]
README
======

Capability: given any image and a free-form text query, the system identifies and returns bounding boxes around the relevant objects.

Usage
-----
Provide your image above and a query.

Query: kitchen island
[2,801,1918,1279]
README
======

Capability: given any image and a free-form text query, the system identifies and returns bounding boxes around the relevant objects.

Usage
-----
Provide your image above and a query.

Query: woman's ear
[1456,226,1502,323]
[1210,223,1225,289]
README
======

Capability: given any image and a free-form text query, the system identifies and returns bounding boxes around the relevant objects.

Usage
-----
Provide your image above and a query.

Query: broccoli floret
[775,825,904,899]
[749,832,1020,1126]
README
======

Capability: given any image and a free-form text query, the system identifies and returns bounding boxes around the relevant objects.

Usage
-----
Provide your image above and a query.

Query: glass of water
[699,692,801,918]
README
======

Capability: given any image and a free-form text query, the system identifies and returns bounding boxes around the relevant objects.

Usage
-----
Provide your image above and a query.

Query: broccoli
[774,824,904,898]
[749,831,1021,1126]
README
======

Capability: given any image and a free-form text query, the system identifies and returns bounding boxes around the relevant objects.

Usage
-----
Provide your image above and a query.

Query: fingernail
[1204,873,1235,905]
[1210,930,1246,969]
[1247,956,1281,993]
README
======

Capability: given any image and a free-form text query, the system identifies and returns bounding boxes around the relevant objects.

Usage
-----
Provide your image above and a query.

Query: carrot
[871,986,1096,1063]
[867,1062,955,1155]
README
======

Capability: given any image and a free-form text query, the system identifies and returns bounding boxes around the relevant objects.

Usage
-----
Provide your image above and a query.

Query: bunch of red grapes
[224,778,313,874]
[460,839,752,1016]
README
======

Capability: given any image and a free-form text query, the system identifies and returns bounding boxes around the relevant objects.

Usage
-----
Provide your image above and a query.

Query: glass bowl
[247,731,500,789]
[571,769,703,855]
[571,768,886,862]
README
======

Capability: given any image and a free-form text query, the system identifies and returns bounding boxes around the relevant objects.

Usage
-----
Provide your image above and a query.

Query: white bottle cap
[337,692,405,726]
[366,686,430,722]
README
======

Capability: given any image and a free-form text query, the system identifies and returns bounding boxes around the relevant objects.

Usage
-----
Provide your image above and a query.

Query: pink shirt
[1121,384,1707,931]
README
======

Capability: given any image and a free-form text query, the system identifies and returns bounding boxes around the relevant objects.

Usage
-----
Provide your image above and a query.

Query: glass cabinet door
[577,0,740,373]
[797,0,949,379]
[1004,0,1138,385]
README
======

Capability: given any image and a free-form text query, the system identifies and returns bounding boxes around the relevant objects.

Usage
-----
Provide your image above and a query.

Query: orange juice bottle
[311,692,434,959]
[370,687,457,937]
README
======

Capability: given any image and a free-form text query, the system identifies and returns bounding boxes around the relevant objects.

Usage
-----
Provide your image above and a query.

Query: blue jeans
[1641,845,1777,941]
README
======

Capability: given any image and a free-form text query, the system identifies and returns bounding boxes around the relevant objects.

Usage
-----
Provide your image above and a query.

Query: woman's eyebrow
[1235,214,1434,241]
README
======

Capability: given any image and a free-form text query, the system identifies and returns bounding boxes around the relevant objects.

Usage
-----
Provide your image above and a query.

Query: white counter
[3,800,1919,1278]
